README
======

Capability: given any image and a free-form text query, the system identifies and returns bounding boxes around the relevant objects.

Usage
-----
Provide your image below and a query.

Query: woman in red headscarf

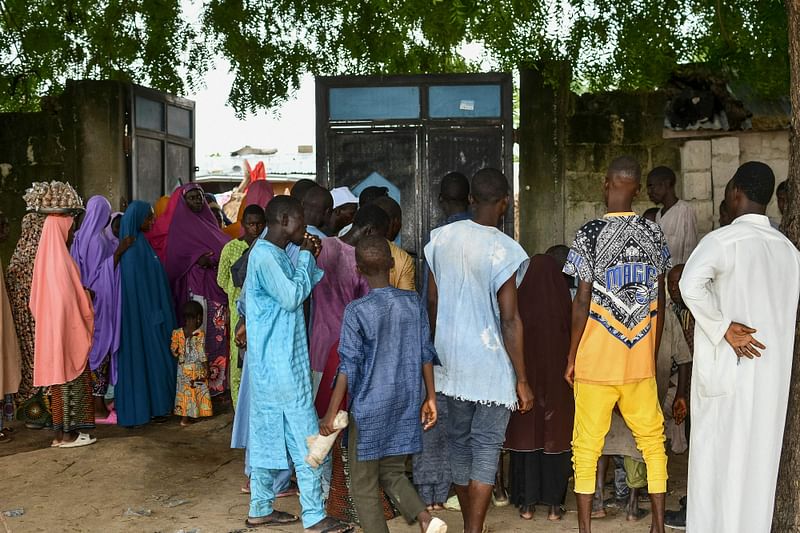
[147,184,232,397]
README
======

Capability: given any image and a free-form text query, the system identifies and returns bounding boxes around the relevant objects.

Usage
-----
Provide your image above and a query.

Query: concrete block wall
[678,131,788,236]
[560,90,683,247]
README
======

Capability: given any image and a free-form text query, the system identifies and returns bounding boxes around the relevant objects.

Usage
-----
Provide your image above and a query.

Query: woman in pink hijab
[30,215,96,448]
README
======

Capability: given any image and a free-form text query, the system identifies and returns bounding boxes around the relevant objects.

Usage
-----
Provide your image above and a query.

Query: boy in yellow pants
[563,156,670,533]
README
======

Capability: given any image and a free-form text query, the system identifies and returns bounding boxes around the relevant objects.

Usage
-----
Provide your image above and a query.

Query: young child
[320,236,447,533]
[172,300,213,426]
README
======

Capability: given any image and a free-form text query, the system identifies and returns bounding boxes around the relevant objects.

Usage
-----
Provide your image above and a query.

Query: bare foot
[519,504,534,520]
[547,505,563,521]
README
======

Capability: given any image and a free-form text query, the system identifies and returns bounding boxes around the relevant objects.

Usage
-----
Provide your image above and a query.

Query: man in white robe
[680,161,800,533]
[647,166,698,264]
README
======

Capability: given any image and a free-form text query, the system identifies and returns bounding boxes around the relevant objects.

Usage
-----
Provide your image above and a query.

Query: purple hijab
[165,184,230,321]
[70,195,121,383]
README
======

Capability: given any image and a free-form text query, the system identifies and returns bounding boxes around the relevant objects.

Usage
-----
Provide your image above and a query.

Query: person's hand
[673,395,688,425]
[319,413,337,437]
[235,323,247,350]
[564,360,576,388]
[301,233,322,258]
[118,236,135,254]
[421,396,438,430]
[197,252,214,268]
[724,322,766,359]
[516,381,534,413]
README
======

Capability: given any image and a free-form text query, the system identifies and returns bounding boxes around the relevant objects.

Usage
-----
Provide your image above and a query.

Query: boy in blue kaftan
[243,196,352,532]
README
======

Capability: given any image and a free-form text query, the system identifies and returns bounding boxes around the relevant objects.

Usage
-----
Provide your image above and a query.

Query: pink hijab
[30,216,94,387]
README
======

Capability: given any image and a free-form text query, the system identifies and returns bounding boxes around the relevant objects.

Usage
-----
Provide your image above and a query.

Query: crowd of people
[0,155,796,533]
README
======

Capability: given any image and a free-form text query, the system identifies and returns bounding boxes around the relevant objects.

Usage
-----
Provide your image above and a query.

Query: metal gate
[129,85,195,203]
[316,73,513,285]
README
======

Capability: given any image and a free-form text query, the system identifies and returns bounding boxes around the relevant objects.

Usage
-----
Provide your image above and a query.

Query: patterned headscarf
[5,213,46,401]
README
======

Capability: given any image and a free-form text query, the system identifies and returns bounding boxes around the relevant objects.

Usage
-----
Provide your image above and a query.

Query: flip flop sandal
[0,431,11,444]
[59,433,97,448]
[424,517,447,533]
[308,518,355,533]
[245,511,299,527]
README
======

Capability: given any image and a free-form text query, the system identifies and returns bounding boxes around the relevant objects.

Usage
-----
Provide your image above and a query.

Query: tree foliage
[0,0,790,114]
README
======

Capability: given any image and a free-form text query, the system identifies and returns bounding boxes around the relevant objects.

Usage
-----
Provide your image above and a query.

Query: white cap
[330,187,358,209]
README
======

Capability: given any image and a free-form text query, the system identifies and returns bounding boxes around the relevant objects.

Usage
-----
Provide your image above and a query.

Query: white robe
[680,214,800,533]
[656,199,698,264]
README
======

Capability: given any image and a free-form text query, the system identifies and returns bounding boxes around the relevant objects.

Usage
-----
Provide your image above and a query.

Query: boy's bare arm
[320,373,348,436]
[427,269,438,337]
[498,275,533,413]
[421,362,437,430]
[565,280,592,386]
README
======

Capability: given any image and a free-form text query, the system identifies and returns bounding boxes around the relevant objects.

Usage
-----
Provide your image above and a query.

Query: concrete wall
[561,91,683,247]
[0,103,70,262]
[518,65,789,253]
[0,80,130,263]
[681,131,788,230]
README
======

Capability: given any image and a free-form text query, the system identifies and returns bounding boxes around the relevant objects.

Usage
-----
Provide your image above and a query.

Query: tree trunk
[772,1,800,530]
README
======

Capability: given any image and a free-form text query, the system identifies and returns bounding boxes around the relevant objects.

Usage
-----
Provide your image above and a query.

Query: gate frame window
[129,84,196,201]
[316,73,514,274]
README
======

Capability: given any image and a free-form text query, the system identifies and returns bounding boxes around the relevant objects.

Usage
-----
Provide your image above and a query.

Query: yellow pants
[572,377,667,494]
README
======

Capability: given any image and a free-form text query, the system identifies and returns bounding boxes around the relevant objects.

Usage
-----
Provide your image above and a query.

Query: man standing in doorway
[681,162,800,533]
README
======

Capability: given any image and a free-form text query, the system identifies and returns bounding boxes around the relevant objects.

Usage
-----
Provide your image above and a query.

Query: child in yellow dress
[172,301,213,426]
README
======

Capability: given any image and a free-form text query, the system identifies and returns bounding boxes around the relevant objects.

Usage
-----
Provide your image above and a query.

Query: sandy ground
[0,407,688,533]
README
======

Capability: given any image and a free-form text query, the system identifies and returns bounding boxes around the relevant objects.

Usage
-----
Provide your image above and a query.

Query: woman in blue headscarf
[116,201,177,427]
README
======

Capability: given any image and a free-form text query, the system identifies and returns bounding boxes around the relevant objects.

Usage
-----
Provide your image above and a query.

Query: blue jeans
[445,396,511,486]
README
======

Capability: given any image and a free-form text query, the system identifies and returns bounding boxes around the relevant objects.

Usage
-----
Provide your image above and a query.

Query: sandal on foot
[519,505,534,520]
[59,433,96,448]
[245,510,299,527]
[0,431,11,444]
[425,517,447,533]
[444,495,461,511]
[305,517,355,532]
[96,410,117,425]
[492,492,509,507]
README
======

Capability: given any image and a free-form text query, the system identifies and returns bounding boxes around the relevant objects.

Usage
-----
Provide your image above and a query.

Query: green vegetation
[0,0,789,114]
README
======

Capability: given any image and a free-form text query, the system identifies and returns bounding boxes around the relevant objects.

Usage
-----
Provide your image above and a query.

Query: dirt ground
[0,407,688,533]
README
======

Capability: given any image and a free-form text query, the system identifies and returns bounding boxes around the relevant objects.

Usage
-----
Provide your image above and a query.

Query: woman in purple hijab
[162,184,231,397]
[70,196,134,422]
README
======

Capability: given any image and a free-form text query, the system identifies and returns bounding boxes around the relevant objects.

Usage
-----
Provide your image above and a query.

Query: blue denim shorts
[445,396,511,486]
